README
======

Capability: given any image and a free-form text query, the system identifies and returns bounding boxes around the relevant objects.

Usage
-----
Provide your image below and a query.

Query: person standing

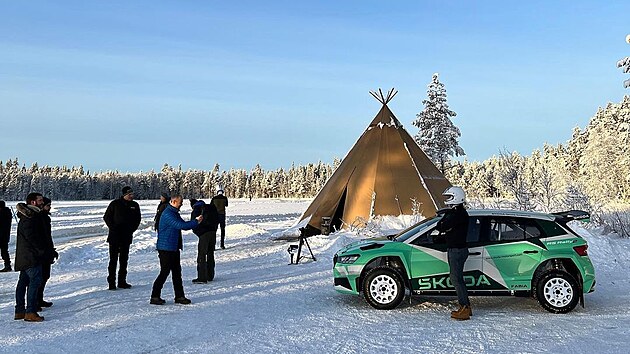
[14,193,47,322]
[38,197,58,309]
[0,200,13,272]
[436,186,471,321]
[154,192,169,231]
[150,195,202,305]
[211,188,228,249]
[103,186,141,290]
[190,199,219,284]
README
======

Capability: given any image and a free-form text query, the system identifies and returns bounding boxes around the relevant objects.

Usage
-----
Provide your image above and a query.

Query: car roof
[465,209,556,221]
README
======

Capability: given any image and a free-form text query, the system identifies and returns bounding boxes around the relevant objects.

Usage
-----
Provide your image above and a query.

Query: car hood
[337,237,391,254]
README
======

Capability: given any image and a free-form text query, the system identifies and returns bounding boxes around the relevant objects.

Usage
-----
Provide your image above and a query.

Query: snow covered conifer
[413,73,465,173]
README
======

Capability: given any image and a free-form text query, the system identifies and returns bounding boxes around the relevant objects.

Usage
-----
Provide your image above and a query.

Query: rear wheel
[535,271,579,313]
[362,266,405,310]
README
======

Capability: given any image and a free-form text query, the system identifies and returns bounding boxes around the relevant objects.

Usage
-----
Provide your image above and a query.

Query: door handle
[469,252,481,256]
[523,250,539,254]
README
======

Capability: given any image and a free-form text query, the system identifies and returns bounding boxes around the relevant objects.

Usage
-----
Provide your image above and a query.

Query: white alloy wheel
[543,277,574,307]
[369,274,399,305]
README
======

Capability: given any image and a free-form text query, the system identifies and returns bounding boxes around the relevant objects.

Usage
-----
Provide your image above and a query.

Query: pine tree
[413,73,464,173]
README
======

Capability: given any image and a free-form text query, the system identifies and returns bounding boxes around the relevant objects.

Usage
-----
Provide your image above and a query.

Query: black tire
[362,266,405,310]
[535,271,580,313]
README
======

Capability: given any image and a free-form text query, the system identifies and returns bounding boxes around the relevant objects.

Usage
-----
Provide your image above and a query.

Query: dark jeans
[197,231,216,281]
[447,247,470,306]
[151,250,184,298]
[108,243,130,285]
[0,232,10,265]
[38,262,51,303]
[218,214,226,248]
[15,265,43,314]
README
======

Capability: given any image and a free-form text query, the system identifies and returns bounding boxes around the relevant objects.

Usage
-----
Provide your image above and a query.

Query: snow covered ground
[1,199,629,354]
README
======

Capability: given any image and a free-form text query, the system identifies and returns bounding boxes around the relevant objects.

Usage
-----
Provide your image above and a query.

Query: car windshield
[393,215,442,243]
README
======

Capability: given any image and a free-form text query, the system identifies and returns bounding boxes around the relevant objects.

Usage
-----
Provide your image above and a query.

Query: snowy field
[1,199,629,354]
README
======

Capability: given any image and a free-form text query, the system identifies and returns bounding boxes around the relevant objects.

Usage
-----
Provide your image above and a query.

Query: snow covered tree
[413,73,465,173]
[617,34,630,89]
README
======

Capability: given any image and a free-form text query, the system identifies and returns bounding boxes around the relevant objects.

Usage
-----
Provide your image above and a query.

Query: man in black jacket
[14,192,47,322]
[211,188,228,249]
[38,197,58,309]
[103,186,141,290]
[435,186,471,321]
[0,200,13,272]
[190,199,219,283]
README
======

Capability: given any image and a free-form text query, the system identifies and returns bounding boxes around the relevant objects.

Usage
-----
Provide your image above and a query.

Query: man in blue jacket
[150,195,202,305]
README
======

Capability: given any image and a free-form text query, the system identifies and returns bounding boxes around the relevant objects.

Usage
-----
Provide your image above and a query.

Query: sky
[1,1,629,173]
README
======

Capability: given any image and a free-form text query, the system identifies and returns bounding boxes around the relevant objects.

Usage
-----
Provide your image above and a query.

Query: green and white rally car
[333,209,596,313]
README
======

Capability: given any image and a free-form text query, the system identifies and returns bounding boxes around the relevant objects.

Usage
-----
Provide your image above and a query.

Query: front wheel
[535,271,579,313]
[362,266,405,310]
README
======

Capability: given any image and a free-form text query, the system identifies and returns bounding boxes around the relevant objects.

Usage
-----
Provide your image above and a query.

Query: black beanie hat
[122,186,133,196]
[43,197,52,206]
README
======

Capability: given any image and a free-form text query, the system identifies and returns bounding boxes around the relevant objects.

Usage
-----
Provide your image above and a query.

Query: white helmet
[442,186,466,205]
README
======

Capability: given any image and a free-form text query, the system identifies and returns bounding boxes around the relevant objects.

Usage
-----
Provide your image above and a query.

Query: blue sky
[1,1,628,172]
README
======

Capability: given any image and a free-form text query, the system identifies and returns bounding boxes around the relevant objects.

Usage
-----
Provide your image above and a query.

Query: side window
[467,217,481,243]
[536,220,566,237]
[488,218,541,242]
[410,228,440,245]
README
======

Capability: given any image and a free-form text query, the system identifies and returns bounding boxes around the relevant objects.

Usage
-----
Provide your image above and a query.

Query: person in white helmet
[435,186,471,320]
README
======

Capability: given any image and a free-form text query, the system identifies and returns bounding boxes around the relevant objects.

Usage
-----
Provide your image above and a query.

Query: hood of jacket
[16,203,41,219]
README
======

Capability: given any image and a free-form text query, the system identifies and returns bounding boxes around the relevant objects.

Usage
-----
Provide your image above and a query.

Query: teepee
[299,89,451,236]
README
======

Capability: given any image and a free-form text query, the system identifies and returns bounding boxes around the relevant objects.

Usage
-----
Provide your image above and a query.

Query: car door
[407,216,484,292]
[481,217,544,291]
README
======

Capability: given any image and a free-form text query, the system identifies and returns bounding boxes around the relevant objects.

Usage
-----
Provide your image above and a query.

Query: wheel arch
[532,257,584,306]
[356,255,411,293]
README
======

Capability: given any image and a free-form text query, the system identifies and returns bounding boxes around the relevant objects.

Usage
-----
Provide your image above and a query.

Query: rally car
[333,209,596,313]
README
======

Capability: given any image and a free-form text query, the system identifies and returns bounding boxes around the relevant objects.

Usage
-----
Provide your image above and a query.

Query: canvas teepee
[299,89,451,236]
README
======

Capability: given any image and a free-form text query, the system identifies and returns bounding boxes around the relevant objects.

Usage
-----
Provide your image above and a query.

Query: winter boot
[39,300,53,308]
[192,278,207,284]
[24,313,45,322]
[174,296,192,305]
[14,312,25,320]
[0,263,11,272]
[150,297,166,305]
[451,305,473,317]
[450,305,472,321]
[118,282,132,289]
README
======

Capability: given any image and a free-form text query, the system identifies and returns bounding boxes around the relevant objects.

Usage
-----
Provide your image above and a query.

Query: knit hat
[122,186,133,196]
[43,197,52,206]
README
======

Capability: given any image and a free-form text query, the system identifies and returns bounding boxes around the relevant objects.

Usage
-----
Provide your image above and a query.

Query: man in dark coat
[38,197,58,309]
[154,192,169,231]
[103,186,141,290]
[435,186,471,321]
[14,192,47,322]
[211,188,228,249]
[190,199,219,283]
[0,200,13,272]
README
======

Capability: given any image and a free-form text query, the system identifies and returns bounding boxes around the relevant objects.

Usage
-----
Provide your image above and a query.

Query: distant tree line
[1,92,628,222]
[0,160,341,201]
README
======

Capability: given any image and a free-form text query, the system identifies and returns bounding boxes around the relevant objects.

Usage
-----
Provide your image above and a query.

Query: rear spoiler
[552,210,590,223]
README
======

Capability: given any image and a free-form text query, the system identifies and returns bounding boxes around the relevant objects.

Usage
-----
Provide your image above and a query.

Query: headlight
[337,254,360,264]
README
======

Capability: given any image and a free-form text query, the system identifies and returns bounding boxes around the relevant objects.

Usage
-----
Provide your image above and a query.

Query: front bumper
[333,263,363,294]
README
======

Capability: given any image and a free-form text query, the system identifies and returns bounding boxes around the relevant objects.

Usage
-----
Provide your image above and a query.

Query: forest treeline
[1,96,628,219]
